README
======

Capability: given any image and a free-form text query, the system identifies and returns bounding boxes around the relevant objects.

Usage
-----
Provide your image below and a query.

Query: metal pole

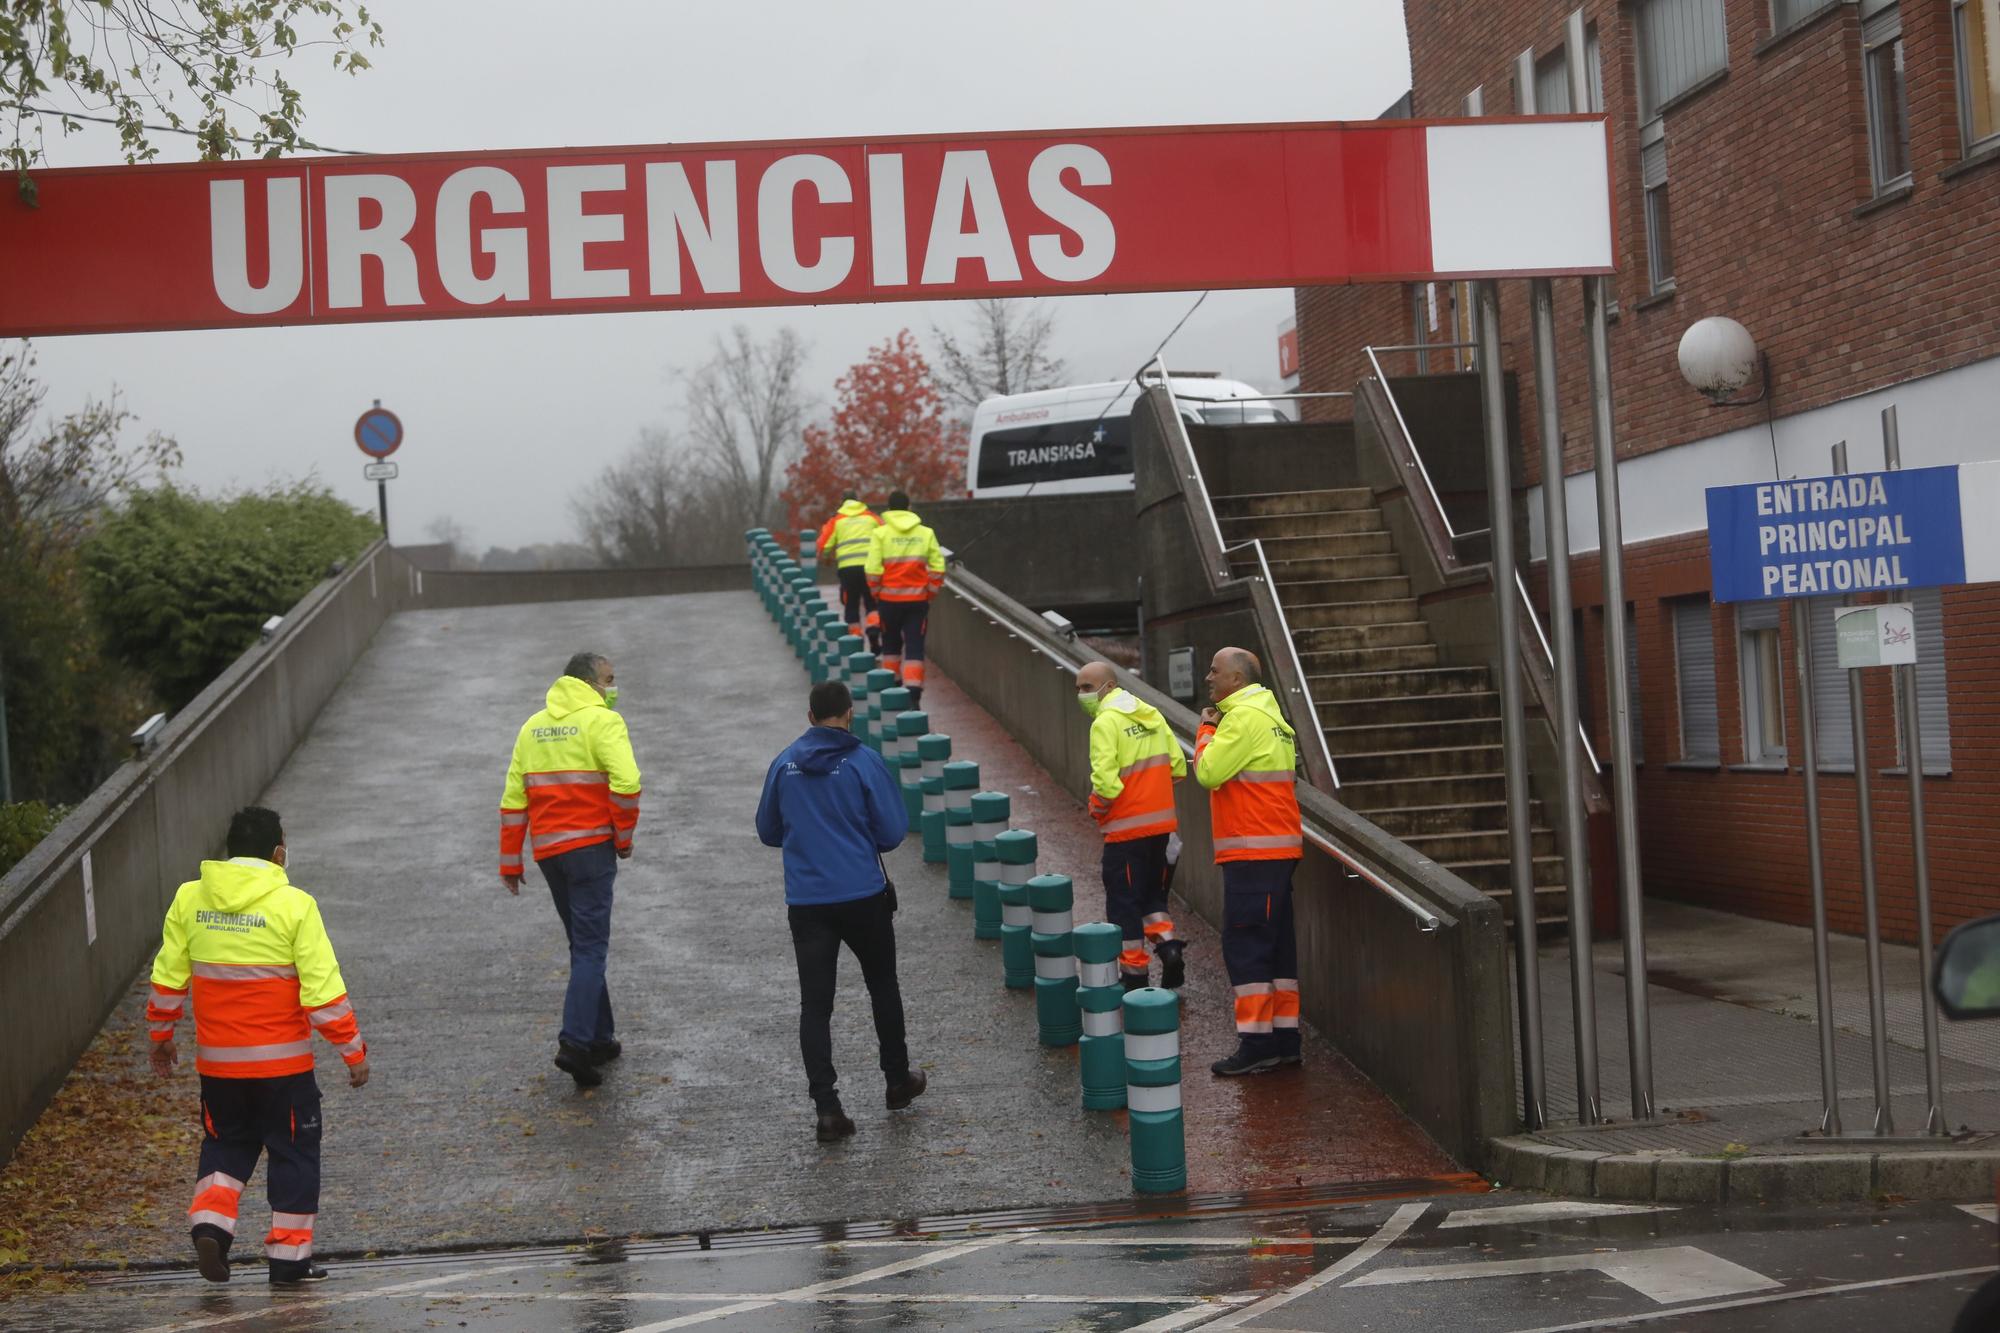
[1834,439,1894,1137]
[0,655,11,805]
[1477,282,1574,1125]
[1582,277,1649,1121]
[1882,406,1945,1135]
[1792,595,1842,1136]
[378,480,389,539]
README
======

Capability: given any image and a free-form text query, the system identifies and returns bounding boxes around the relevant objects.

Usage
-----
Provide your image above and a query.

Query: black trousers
[836,565,877,635]
[1103,833,1175,979]
[788,888,909,1110]
[190,1071,322,1273]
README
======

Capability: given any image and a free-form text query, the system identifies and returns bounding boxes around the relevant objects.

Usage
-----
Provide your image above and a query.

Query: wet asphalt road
[14,1188,1999,1331]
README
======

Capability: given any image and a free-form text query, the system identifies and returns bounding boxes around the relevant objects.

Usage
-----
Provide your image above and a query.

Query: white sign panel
[82,850,97,946]
[1836,603,1917,668]
[1167,647,1196,702]
[362,461,399,481]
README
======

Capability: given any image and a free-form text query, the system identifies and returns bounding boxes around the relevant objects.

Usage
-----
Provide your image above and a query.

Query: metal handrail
[1148,350,1340,792]
[1363,343,1604,781]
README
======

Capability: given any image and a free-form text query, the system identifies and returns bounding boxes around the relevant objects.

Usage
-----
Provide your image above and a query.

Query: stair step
[1299,642,1441,674]
[1449,856,1570,892]
[1326,716,1502,754]
[1229,533,1396,566]
[1277,577,1415,606]
[1282,598,1424,629]
[1248,553,1406,581]
[1320,690,1500,726]
[1293,621,1432,653]
[1478,883,1572,927]
[1338,743,1502,782]
[1404,826,1559,863]
[1340,772,1506,810]
[1312,666,1492,701]
[1365,800,1543,837]
[1219,509,1386,540]
[1213,488,1377,517]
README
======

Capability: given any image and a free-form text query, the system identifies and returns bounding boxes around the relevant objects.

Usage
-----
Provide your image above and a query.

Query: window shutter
[1642,139,1669,189]
[1807,599,1855,766]
[1738,600,1780,632]
[1906,587,1952,771]
[1673,596,1719,761]
[1585,25,1605,113]
[1625,604,1646,764]
[1536,51,1574,114]
[1638,0,1729,118]
[1774,0,1838,29]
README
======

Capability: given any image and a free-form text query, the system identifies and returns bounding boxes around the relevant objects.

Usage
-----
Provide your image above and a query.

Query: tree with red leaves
[783,330,968,537]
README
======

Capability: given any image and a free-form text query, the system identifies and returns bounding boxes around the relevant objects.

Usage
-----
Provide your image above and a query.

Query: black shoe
[588,1038,623,1066]
[908,687,923,708]
[1277,1051,1303,1067]
[816,1107,856,1142]
[194,1233,230,1284]
[555,1043,604,1087]
[886,1069,928,1110]
[269,1264,329,1287]
[1211,1047,1282,1077]
[1157,943,1186,991]
[1121,973,1149,993]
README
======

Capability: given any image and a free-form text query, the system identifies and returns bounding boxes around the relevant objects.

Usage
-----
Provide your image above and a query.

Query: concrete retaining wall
[0,542,408,1164]
[924,493,1139,624]
[931,569,1518,1166]
[395,562,750,608]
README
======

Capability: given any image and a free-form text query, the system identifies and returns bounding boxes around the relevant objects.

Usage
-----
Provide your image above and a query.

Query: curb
[1488,1135,2000,1205]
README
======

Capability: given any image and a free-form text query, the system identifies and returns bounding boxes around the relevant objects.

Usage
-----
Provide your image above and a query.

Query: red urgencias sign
[0,119,1613,337]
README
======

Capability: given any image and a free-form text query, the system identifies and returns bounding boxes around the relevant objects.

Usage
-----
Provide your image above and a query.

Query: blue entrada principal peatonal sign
[1704,464,1985,603]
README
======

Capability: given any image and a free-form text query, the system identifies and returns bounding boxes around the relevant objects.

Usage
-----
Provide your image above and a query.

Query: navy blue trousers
[538,840,617,1049]
[1221,859,1300,1058]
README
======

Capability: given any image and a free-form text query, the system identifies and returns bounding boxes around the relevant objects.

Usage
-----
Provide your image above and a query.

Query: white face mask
[603,685,620,710]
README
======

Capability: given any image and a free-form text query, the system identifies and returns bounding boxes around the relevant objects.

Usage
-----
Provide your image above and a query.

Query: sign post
[353,401,404,538]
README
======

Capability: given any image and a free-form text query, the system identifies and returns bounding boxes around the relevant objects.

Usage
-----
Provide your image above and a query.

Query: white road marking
[140,1262,555,1332]
[825,1235,1366,1249]
[1349,1246,1780,1305]
[1185,1201,1430,1331]
[1440,1201,1678,1229]
[1506,1263,1997,1332]
[615,1234,1015,1333]
[1958,1203,1998,1223]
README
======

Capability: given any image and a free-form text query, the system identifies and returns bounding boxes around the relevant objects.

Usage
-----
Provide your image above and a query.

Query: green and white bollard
[846,652,875,731]
[864,671,898,751]
[788,576,815,659]
[836,635,865,688]
[970,792,1008,943]
[992,828,1033,948]
[1122,988,1186,1193]
[878,688,911,770]
[943,761,979,900]
[918,735,951,863]
[815,612,842,682]
[1074,922,1128,1111]
[896,711,929,823]
[798,527,818,565]
[999,840,1035,990]
[1029,874,1080,1047]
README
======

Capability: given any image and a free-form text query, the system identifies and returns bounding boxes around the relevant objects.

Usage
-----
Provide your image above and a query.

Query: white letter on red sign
[645,160,740,296]
[548,164,631,300]
[324,174,423,309]
[867,153,908,288]
[759,155,854,294]
[436,167,529,305]
[1028,145,1114,283]
[209,178,304,316]
[922,151,1020,286]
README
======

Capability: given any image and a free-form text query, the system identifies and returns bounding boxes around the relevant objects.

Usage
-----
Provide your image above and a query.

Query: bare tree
[569,428,750,568]
[928,299,1067,415]
[681,326,812,530]
[424,516,477,570]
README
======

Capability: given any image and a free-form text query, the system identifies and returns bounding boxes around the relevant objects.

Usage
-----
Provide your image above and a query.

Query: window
[1806,598,1855,767]
[1737,602,1787,763]
[1863,2,1912,193]
[1772,0,1836,33]
[1635,0,1729,120]
[1892,588,1953,772]
[1955,0,2000,153]
[1536,48,1574,114]
[1585,23,1606,113]
[1673,596,1719,763]
[1642,129,1674,293]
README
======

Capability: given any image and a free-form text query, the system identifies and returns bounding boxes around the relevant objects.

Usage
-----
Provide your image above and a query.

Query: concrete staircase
[1216,487,1567,928]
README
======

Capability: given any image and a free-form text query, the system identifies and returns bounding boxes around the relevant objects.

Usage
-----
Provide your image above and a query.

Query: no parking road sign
[354,405,403,459]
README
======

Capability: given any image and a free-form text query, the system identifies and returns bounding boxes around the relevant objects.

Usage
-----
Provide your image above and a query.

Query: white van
[965,375,1285,498]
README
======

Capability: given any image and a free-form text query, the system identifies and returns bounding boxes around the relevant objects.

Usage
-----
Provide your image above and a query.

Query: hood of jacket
[1218,683,1296,742]
[1103,687,1169,732]
[836,499,872,518]
[196,857,290,912]
[791,724,864,775]
[881,509,925,534]
[544,675,607,720]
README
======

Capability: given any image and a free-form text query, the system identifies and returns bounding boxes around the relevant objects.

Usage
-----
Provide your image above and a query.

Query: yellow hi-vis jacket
[500,677,643,874]
[1088,688,1187,842]
[1195,684,1303,862]
[817,499,880,570]
[147,858,366,1079]
[865,509,946,602]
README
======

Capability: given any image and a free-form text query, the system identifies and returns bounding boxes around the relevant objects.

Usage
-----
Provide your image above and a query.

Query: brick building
[1294,0,2000,943]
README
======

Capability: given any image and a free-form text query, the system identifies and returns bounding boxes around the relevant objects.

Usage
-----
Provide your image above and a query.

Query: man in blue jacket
[756,679,928,1142]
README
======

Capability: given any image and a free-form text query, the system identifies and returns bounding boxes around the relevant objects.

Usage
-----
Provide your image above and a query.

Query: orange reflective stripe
[523,771,609,788]
[1232,987,1276,1033]
[902,661,927,686]
[1273,982,1301,1027]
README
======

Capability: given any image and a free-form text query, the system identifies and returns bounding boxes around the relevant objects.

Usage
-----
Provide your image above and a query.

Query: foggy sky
[24,2,1411,549]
